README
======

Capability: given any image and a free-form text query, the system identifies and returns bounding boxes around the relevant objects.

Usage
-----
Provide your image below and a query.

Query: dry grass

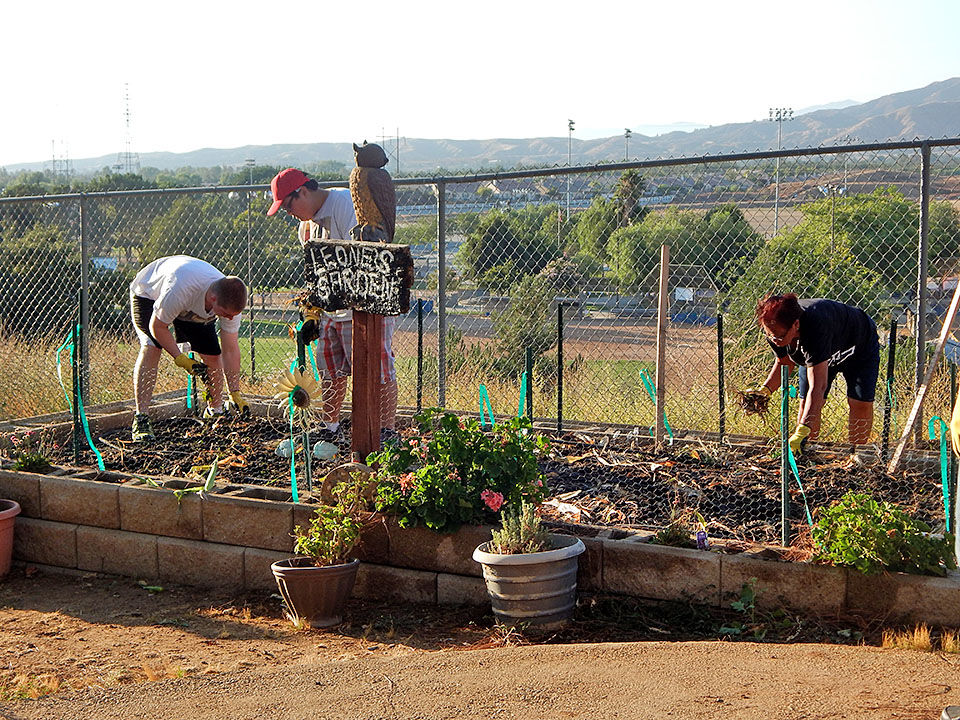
[0,672,61,700]
[941,630,960,653]
[882,624,933,651]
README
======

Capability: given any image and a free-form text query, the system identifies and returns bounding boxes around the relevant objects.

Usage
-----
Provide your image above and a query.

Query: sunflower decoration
[274,367,322,427]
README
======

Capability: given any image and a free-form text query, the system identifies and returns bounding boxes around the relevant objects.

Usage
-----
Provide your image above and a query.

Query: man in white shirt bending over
[129,255,248,441]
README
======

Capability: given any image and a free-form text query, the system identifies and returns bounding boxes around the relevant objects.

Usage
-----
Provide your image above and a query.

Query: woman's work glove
[227,391,250,417]
[174,353,209,383]
[950,393,960,456]
[788,424,811,455]
[743,385,771,400]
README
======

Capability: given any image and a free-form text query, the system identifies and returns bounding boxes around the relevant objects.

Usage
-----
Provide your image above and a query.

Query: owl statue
[349,141,396,243]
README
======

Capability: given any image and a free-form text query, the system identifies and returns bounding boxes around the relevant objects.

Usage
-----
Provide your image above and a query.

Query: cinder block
[577,535,604,592]
[76,526,158,579]
[39,476,120,528]
[0,470,41,517]
[13,517,77,568]
[202,494,293,552]
[602,539,721,605]
[845,569,960,625]
[119,484,203,540]
[244,547,291,591]
[353,563,437,604]
[437,573,488,606]
[721,553,846,617]
[388,519,491,576]
[157,536,244,588]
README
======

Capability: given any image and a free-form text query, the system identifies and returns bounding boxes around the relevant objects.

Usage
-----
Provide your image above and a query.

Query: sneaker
[313,425,344,444]
[202,405,226,420]
[131,413,155,442]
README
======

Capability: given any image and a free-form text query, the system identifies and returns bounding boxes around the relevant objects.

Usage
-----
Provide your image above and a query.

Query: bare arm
[799,360,829,435]
[219,331,242,394]
[761,354,796,393]
[149,316,183,359]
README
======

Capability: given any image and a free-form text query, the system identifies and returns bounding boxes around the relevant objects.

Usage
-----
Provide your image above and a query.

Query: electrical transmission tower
[114,84,141,174]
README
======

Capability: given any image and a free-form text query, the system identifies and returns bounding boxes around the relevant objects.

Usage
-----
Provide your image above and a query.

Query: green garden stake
[928,416,951,532]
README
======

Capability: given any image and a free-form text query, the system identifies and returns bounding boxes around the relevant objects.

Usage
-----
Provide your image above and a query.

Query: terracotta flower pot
[271,557,360,628]
[473,533,585,629]
[0,499,21,579]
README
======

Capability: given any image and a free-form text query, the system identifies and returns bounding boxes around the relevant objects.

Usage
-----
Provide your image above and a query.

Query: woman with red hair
[744,294,880,456]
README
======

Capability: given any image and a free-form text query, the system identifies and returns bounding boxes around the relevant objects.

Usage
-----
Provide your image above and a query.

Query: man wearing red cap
[267,168,397,443]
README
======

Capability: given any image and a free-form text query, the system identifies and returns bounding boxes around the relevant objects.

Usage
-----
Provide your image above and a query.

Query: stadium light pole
[566,119,575,220]
[624,128,632,161]
[769,107,793,235]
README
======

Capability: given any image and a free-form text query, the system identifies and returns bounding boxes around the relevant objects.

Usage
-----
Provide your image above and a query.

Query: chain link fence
[2,138,960,542]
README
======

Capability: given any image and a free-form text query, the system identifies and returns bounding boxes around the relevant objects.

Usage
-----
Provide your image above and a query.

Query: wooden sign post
[301,238,414,461]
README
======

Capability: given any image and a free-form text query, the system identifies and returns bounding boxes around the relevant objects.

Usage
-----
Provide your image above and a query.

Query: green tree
[567,196,619,260]
[457,205,560,284]
[613,169,647,227]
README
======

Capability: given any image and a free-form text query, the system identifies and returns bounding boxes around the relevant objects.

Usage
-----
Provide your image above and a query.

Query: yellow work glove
[226,391,250,417]
[743,385,772,400]
[950,393,960,456]
[174,353,209,383]
[788,424,811,456]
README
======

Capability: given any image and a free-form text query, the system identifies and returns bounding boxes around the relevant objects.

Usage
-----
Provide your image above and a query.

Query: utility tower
[49,139,73,177]
[114,84,141,174]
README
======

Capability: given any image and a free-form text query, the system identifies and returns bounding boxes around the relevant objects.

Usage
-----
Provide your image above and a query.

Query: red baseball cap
[266,168,309,216]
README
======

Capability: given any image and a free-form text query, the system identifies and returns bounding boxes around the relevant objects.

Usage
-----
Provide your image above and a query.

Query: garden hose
[928,416,951,532]
[780,380,813,527]
[638,369,673,444]
[479,385,495,428]
[54,326,105,471]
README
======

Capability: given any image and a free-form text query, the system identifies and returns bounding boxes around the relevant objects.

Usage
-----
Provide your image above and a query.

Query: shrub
[370,408,549,533]
[490,501,549,554]
[292,473,367,566]
[812,492,956,576]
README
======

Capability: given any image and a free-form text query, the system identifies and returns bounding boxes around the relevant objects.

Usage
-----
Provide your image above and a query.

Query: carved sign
[302,239,414,316]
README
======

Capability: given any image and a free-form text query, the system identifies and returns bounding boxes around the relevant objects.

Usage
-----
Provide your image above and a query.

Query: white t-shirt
[130,255,242,334]
[298,188,357,322]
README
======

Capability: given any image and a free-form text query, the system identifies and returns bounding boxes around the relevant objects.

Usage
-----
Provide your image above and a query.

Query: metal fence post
[655,244,670,447]
[717,313,725,438]
[246,187,256,382]
[436,181,447,408]
[557,302,564,434]
[915,142,931,421]
[881,318,897,462]
[780,364,791,546]
[78,194,91,400]
[416,298,423,413]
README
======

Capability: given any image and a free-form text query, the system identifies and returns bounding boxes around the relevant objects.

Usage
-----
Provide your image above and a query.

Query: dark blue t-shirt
[769,299,877,368]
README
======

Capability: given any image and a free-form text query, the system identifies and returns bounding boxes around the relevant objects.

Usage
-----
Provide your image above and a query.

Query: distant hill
[7,78,960,176]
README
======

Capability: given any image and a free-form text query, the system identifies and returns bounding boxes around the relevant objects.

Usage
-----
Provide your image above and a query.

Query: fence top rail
[2,136,959,205]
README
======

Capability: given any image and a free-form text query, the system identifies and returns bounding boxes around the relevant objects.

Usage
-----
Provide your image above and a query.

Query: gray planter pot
[472,533,585,629]
[271,557,360,628]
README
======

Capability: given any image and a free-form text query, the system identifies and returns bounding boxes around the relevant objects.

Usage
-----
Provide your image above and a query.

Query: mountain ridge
[7,78,960,175]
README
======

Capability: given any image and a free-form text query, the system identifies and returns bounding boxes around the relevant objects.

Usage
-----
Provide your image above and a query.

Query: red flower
[481,489,504,512]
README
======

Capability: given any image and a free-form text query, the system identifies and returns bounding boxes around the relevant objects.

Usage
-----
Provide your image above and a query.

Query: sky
[2,0,959,168]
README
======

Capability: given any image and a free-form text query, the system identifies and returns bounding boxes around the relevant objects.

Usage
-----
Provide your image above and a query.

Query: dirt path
[2,569,959,720]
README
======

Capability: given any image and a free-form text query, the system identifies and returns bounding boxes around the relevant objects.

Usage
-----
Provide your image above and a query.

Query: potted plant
[271,472,368,628]
[0,499,21,578]
[472,501,585,629]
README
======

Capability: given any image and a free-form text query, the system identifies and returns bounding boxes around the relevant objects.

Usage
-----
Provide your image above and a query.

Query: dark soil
[51,415,947,546]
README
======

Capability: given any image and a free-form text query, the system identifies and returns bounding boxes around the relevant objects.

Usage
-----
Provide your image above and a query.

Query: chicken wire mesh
[2,138,960,542]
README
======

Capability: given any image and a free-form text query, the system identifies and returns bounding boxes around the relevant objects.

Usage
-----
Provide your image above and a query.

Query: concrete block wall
[3,467,960,626]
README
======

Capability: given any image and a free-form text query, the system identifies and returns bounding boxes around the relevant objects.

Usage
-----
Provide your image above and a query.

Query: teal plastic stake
[55,325,104,471]
[638,369,673,443]
[478,385,495,428]
[518,377,526,417]
[928,416,951,532]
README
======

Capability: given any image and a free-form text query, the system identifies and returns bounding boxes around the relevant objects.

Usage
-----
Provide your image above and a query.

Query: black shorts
[130,295,221,356]
[798,334,880,403]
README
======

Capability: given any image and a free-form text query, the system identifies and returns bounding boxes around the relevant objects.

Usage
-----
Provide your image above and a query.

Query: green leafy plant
[489,501,549,554]
[812,492,956,576]
[293,472,367,566]
[370,408,549,533]
[3,430,55,473]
